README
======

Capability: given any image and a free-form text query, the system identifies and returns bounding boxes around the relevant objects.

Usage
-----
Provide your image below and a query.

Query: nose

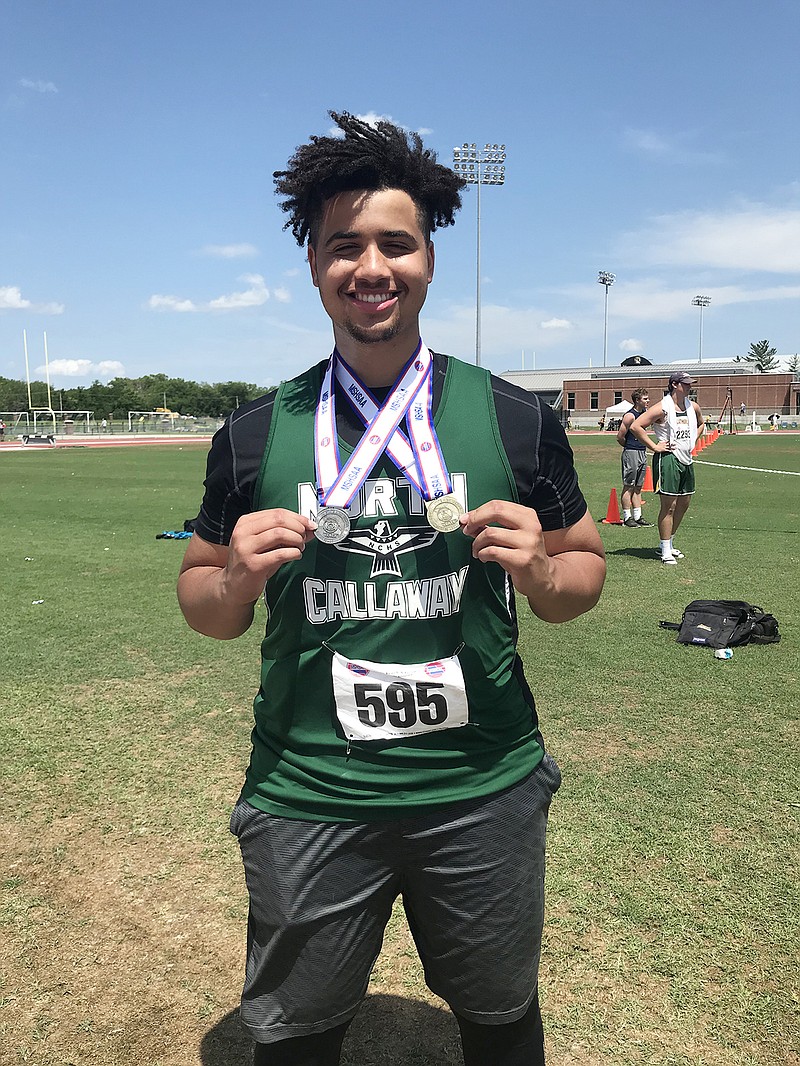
[356,241,390,282]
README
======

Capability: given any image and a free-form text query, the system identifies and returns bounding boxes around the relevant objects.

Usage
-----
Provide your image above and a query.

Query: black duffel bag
[659,600,780,649]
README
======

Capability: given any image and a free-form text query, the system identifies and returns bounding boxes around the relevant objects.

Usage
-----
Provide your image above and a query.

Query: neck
[334,333,423,388]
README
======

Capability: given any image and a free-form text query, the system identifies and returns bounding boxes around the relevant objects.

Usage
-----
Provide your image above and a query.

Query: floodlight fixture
[453,140,508,366]
[692,295,711,363]
[597,271,616,367]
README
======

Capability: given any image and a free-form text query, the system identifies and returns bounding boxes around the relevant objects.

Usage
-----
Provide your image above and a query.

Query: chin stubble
[345,321,401,345]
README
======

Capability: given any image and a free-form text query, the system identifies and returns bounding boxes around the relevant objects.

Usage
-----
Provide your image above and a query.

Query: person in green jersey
[178,112,606,1066]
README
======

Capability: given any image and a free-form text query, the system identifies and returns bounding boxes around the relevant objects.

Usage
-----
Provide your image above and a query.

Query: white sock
[660,539,672,558]
[623,509,632,520]
[633,507,642,520]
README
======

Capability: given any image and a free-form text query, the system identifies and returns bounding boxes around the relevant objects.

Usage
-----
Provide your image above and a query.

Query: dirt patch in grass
[1,813,464,1066]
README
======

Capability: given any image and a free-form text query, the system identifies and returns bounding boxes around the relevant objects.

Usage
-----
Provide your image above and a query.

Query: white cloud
[97,361,126,377]
[540,317,572,330]
[0,285,64,314]
[620,338,643,352]
[148,294,198,312]
[34,359,126,379]
[208,274,269,310]
[200,243,258,259]
[618,203,800,272]
[355,111,392,127]
[424,300,584,360]
[273,286,291,303]
[329,112,431,138]
[148,274,272,313]
[19,78,58,94]
[621,280,800,320]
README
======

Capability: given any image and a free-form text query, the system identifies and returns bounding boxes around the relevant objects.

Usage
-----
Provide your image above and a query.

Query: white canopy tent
[605,400,634,415]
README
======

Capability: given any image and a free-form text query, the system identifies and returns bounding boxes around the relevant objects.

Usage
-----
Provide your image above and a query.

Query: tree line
[1,342,793,419]
[0,372,270,419]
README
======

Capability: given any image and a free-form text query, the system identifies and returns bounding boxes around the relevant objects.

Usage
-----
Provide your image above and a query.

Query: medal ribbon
[334,360,425,496]
[315,341,431,509]
[335,352,454,502]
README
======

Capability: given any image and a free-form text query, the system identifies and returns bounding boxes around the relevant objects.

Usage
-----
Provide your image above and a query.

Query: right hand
[222,508,317,605]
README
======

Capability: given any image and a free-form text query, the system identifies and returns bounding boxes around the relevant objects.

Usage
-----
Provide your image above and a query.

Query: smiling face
[307,188,435,385]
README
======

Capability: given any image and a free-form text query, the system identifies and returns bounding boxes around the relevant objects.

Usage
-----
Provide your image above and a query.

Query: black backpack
[659,600,780,649]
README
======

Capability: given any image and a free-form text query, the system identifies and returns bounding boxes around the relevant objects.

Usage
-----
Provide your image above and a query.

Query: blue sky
[2,0,799,390]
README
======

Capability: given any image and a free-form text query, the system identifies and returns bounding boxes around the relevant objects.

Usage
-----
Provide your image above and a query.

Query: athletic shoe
[624,517,639,528]
[670,548,685,559]
[636,518,653,526]
[660,555,678,565]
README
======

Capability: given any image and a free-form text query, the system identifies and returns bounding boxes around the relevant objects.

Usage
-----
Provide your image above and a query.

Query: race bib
[331,651,469,741]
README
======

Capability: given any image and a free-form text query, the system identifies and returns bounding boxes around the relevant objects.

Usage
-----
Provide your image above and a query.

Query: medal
[314,345,430,528]
[315,505,351,544]
[334,349,466,532]
[426,494,465,534]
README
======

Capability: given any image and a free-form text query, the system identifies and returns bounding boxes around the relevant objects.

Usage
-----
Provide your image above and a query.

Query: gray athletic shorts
[621,448,648,487]
[229,754,561,1043]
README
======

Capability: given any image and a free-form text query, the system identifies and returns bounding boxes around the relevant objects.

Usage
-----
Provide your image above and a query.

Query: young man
[629,371,705,565]
[616,388,651,527]
[177,112,606,1066]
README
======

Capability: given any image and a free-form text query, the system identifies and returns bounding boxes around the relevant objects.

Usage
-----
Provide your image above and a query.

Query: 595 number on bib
[332,652,469,741]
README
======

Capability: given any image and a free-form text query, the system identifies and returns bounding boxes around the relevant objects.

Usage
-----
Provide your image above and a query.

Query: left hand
[460,499,552,601]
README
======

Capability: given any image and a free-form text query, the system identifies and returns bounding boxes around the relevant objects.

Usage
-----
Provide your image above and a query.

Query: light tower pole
[453,142,506,366]
[597,271,615,368]
[692,295,711,363]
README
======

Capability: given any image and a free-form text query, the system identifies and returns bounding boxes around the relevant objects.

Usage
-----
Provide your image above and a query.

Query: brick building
[501,359,800,424]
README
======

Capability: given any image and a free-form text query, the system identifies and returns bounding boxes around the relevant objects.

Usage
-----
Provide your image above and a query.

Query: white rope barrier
[694,459,800,476]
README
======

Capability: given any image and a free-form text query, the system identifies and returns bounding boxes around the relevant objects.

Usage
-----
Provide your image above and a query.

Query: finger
[471,525,530,554]
[244,508,316,536]
[241,525,311,558]
[460,500,541,538]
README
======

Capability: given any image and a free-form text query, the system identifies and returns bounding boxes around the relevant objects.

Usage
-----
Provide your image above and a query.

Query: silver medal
[315,506,351,544]
[426,494,465,534]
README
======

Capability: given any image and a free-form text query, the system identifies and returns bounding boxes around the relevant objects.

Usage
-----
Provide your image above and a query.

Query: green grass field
[1,434,798,1066]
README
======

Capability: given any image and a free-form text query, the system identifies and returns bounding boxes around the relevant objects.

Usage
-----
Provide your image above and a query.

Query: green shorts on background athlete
[630,371,705,565]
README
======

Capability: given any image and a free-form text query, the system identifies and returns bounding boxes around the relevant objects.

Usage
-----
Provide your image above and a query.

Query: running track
[0,434,213,452]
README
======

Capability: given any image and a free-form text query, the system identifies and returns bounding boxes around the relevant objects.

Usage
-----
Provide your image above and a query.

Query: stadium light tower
[597,271,615,367]
[692,295,711,363]
[452,142,506,366]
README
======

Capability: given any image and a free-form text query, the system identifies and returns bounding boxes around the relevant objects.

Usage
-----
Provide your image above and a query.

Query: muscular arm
[459,505,605,624]
[629,402,669,453]
[616,412,634,447]
[177,509,316,639]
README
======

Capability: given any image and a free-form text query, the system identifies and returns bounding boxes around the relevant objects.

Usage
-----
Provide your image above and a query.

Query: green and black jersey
[195,353,587,821]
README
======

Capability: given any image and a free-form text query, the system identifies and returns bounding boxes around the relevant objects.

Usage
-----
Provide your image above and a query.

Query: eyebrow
[324,229,417,247]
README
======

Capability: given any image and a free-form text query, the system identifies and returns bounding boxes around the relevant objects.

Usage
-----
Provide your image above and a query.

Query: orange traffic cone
[642,466,654,492]
[601,488,623,524]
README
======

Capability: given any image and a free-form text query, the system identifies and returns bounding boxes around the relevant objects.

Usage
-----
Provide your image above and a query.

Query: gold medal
[426,494,465,534]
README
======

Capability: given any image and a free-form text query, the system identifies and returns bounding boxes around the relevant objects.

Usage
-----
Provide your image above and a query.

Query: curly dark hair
[274,111,466,247]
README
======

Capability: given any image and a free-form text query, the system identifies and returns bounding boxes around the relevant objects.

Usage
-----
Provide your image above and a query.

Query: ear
[427,240,435,284]
[308,243,319,287]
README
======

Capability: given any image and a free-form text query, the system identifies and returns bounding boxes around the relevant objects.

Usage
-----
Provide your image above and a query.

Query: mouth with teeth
[347,290,399,310]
